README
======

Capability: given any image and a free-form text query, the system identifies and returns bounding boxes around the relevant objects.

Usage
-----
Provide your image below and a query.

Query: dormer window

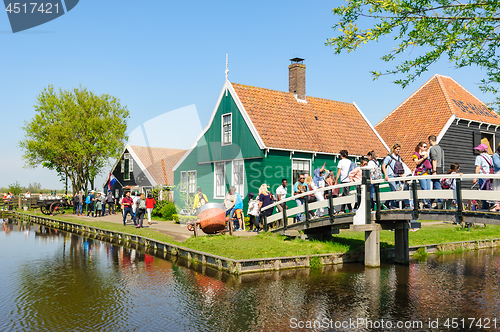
[222,113,232,145]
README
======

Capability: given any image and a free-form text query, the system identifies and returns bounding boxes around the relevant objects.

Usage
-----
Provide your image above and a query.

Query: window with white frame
[292,159,311,185]
[214,162,225,198]
[232,160,244,195]
[180,171,187,192]
[222,113,232,145]
[187,171,197,194]
[123,153,131,181]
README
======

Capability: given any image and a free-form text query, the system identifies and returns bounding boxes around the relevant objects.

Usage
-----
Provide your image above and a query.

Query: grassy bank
[12,211,500,260]
[333,223,500,247]
[13,210,360,259]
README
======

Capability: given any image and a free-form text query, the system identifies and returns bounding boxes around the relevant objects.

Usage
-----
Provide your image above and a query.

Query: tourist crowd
[193,134,500,232]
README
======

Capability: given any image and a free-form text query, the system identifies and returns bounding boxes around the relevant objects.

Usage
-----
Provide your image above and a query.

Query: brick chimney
[289,57,305,100]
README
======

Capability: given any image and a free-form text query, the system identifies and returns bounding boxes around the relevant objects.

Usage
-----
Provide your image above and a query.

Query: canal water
[2,217,500,332]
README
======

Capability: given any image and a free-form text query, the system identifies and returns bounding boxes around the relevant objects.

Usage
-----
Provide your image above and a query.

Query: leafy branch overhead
[326,0,500,106]
[19,85,129,192]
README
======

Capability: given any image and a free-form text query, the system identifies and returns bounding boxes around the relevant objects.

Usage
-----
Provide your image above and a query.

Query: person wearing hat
[473,143,494,210]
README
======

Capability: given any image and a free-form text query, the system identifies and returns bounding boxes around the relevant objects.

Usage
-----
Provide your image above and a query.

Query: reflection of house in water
[105,144,186,198]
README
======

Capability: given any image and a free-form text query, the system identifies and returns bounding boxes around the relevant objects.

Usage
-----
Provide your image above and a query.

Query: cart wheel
[187,224,195,232]
[40,205,50,215]
[50,202,64,215]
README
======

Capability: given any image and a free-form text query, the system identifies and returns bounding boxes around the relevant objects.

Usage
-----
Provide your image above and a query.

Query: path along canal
[2,216,500,331]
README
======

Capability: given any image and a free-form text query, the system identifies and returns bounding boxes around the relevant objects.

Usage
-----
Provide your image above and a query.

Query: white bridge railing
[260,170,500,232]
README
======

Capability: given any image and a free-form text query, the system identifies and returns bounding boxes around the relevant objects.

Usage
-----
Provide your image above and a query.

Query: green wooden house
[173,59,389,211]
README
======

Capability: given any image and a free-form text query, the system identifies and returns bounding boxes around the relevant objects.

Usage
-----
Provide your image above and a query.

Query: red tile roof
[232,83,388,157]
[375,74,500,167]
[129,145,186,186]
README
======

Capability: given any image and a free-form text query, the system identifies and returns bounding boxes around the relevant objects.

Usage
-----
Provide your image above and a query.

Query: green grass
[180,232,360,260]
[332,224,500,247]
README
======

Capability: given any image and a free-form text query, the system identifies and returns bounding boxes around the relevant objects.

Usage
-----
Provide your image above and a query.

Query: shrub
[152,200,177,220]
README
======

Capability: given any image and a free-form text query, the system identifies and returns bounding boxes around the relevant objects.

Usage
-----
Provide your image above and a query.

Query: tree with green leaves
[20,85,129,192]
[8,181,22,196]
[327,0,500,107]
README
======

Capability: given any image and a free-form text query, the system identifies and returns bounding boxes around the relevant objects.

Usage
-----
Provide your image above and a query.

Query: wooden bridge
[261,170,500,267]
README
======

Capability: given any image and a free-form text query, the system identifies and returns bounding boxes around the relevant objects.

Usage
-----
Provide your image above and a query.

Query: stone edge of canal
[8,212,500,275]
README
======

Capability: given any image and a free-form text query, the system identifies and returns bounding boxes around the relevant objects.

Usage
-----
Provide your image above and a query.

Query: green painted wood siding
[197,91,262,163]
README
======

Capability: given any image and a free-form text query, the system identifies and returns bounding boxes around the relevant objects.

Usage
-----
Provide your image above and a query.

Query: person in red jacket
[145,193,156,225]
[121,191,136,226]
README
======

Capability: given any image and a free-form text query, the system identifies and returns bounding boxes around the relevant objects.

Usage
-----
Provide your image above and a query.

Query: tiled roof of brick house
[375,74,500,167]
[129,145,186,186]
[232,83,388,157]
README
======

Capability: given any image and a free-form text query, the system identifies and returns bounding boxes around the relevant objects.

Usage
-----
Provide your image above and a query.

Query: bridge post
[304,195,310,228]
[394,222,410,264]
[456,178,464,225]
[411,180,419,220]
[362,169,372,224]
[374,183,381,221]
[365,225,381,267]
[263,213,268,232]
[282,203,288,229]
[327,189,334,224]
[363,168,380,267]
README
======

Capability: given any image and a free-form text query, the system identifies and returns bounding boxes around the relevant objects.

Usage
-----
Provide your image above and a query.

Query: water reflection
[1,217,500,331]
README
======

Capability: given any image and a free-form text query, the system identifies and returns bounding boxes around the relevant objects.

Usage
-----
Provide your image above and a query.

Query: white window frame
[124,159,130,181]
[480,131,495,154]
[214,161,226,199]
[187,171,197,194]
[232,160,245,196]
[221,113,232,146]
[121,160,125,173]
[180,171,187,192]
[291,158,311,186]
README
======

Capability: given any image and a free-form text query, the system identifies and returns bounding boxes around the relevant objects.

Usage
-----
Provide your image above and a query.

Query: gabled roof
[375,74,500,166]
[173,80,389,171]
[109,145,186,188]
[231,83,388,157]
[129,145,186,186]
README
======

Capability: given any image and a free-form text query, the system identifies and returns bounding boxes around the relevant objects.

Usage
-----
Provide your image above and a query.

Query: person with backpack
[349,158,368,210]
[106,190,115,215]
[428,135,445,208]
[86,190,95,217]
[382,143,409,209]
[367,151,382,210]
[413,141,432,208]
[473,143,494,210]
[336,150,354,213]
[135,193,147,228]
[121,191,135,226]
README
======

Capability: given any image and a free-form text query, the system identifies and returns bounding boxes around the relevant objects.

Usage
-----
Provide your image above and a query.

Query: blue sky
[0,0,494,189]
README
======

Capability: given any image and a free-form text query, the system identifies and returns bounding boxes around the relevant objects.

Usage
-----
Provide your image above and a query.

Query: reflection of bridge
[261,171,500,267]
